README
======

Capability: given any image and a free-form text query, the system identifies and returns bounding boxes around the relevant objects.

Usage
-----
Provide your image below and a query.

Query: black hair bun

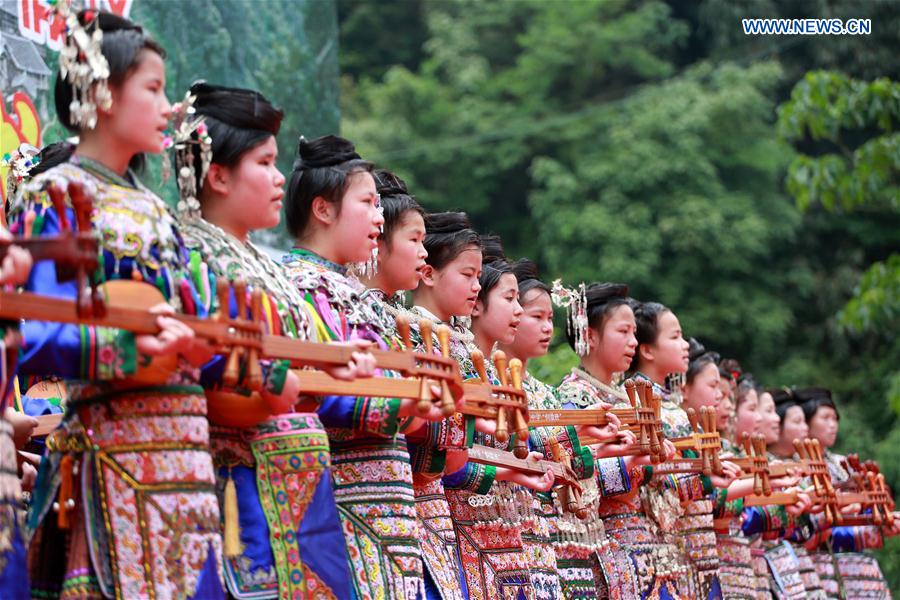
[771,387,797,406]
[480,235,506,263]
[720,358,742,378]
[688,337,706,361]
[793,387,832,403]
[425,211,473,235]
[585,282,629,308]
[374,169,408,197]
[191,81,283,136]
[295,135,360,169]
[512,259,540,283]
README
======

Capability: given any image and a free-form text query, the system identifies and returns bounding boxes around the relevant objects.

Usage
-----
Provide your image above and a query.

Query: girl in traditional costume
[406,210,484,600]
[500,265,630,600]
[175,82,362,599]
[709,376,768,600]
[694,368,804,600]
[12,10,230,598]
[282,135,439,599]
[627,302,746,600]
[350,168,468,598]
[439,248,556,600]
[556,285,687,600]
[759,391,826,600]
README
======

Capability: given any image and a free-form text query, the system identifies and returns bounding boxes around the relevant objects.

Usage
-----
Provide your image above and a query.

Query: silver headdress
[551,279,589,356]
[169,91,213,220]
[56,1,112,130]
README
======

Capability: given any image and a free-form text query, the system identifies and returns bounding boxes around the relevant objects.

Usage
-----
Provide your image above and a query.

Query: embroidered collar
[570,367,628,402]
[413,304,442,323]
[409,305,475,345]
[73,155,138,189]
[287,247,348,275]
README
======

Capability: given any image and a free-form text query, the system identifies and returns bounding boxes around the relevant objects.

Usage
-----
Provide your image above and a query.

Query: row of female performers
[0,9,897,600]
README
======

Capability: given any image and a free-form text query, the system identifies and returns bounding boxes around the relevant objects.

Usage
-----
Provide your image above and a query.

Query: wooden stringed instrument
[567,378,667,462]
[0,182,104,316]
[652,406,726,476]
[290,338,536,459]
[729,432,774,496]
[465,440,588,519]
[743,439,895,527]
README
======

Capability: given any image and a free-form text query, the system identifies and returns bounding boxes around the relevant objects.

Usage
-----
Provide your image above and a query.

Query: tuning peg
[752,435,766,458]
[508,358,529,458]
[224,347,241,387]
[641,380,653,406]
[792,438,806,459]
[396,316,412,351]
[493,351,510,444]
[249,289,262,323]
[46,183,70,232]
[216,279,230,322]
[741,432,753,455]
[471,349,488,383]
[416,377,435,416]
[245,290,263,390]
[493,351,509,386]
[634,379,646,405]
[687,407,700,434]
[420,319,434,355]
[234,281,247,319]
[707,407,719,434]
[67,182,93,234]
[437,325,451,358]
[509,358,523,389]
[625,379,637,407]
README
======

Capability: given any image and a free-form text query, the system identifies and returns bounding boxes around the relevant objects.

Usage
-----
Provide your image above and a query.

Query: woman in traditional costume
[758,391,826,599]
[557,286,687,600]
[174,82,363,599]
[405,210,484,600]
[13,10,231,598]
[282,135,442,599]
[500,266,631,600]
[627,303,746,600]
[709,376,769,600]
[439,248,558,600]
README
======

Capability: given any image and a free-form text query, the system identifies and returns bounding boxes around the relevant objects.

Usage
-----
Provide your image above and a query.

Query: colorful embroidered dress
[634,376,721,600]
[282,248,424,600]
[400,305,535,600]
[710,443,768,600]
[403,305,472,600]
[559,369,689,600]
[182,219,351,599]
[524,372,595,600]
[12,159,224,599]
[749,449,824,600]
[442,422,532,600]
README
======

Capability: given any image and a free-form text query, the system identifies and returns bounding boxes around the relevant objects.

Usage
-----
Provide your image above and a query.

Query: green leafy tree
[778,69,900,587]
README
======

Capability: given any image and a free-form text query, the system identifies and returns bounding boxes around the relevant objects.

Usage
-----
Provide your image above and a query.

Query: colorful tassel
[223,474,242,558]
